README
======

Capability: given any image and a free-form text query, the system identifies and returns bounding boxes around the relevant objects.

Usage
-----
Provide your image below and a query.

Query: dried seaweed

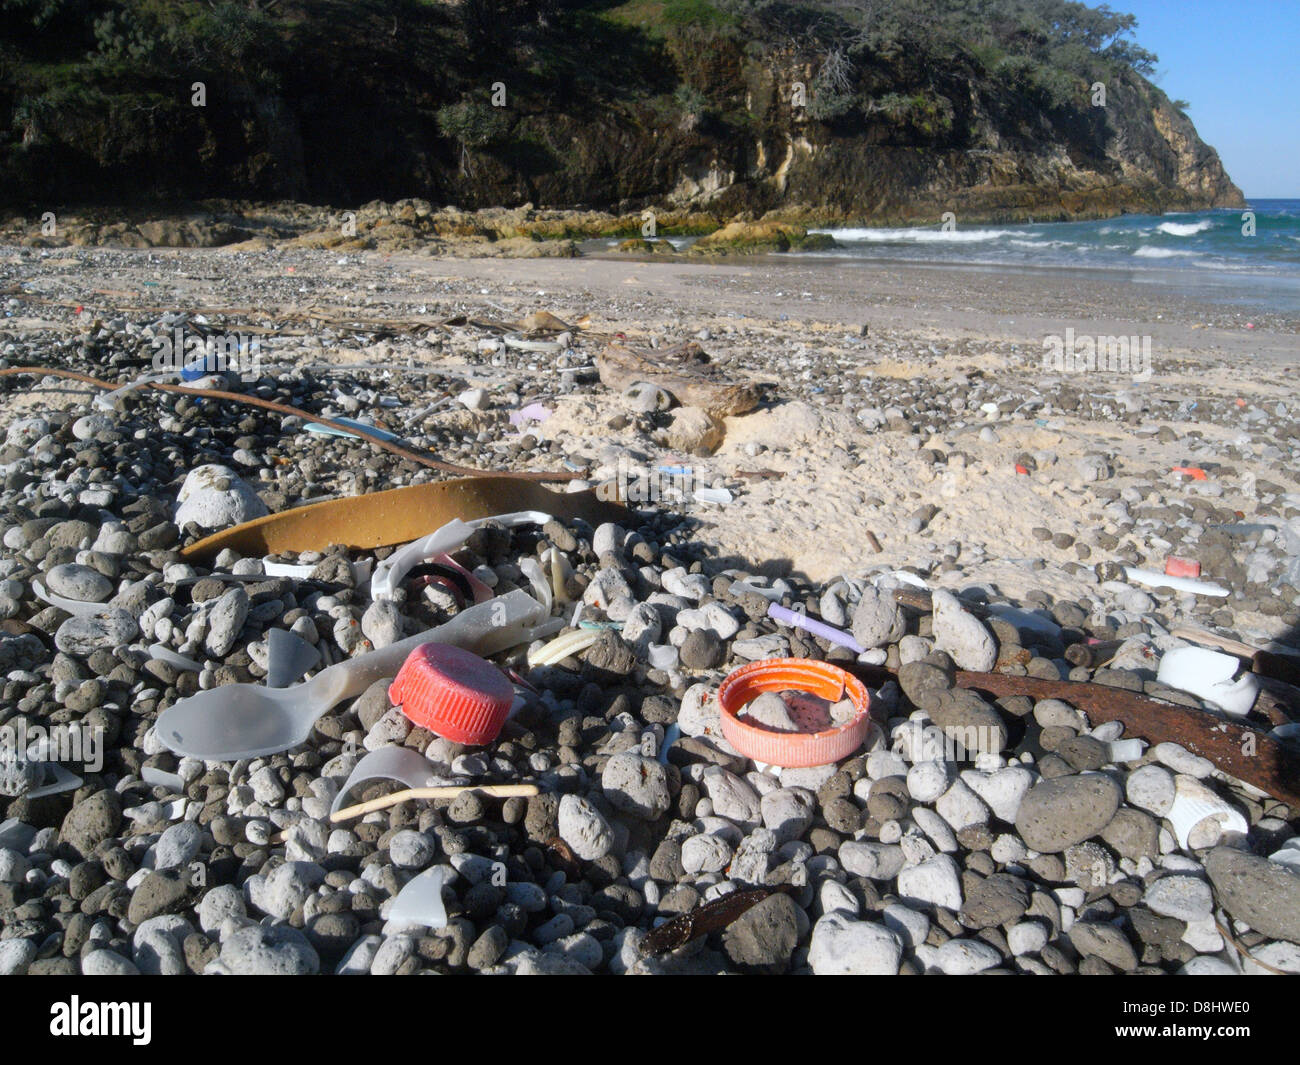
[640,888,773,956]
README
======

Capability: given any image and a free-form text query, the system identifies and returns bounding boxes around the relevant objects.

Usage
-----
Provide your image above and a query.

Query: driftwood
[955,672,1300,809]
[597,341,759,418]
[845,661,1300,807]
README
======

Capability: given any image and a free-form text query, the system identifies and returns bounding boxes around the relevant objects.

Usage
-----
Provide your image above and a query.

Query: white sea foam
[818,227,1016,243]
[1134,246,1201,259]
[1156,219,1214,236]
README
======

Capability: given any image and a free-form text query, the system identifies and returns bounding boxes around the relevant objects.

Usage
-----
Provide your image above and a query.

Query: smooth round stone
[174,464,269,530]
[54,609,138,657]
[1125,764,1176,816]
[73,413,115,441]
[808,912,902,975]
[602,752,671,821]
[44,563,113,603]
[213,924,319,975]
[152,822,202,870]
[81,949,140,976]
[1143,874,1213,922]
[907,760,952,803]
[680,833,732,874]
[557,794,613,861]
[388,830,437,869]
[1015,775,1121,853]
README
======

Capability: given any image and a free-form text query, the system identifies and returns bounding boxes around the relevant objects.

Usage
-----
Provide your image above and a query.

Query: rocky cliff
[0,0,1243,225]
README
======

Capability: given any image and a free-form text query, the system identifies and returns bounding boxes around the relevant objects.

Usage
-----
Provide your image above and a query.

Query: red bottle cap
[388,643,515,746]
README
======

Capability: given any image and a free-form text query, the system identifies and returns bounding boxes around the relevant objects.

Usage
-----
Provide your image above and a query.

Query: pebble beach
[1,241,1298,977]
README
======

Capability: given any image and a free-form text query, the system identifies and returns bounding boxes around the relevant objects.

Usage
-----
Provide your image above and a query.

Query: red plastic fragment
[1165,556,1201,578]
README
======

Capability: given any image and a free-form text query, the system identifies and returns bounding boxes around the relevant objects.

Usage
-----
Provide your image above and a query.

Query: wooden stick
[329,783,539,822]
[1171,625,1257,659]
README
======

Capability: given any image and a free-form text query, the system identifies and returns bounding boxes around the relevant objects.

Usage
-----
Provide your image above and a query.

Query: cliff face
[0,2,1242,223]
[624,54,1244,224]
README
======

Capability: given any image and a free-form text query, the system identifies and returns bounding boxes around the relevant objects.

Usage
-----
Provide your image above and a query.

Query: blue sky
[1119,0,1298,198]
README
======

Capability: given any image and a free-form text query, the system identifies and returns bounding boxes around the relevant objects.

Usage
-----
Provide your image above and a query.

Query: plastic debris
[266,627,321,688]
[718,658,872,768]
[303,416,402,442]
[1157,646,1260,717]
[21,763,83,800]
[140,766,186,793]
[1164,556,1201,578]
[330,747,441,815]
[693,487,733,505]
[371,511,549,602]
[1171,466,1208,480]
[658,723,680,766]
[1107,738,1146,763]
[527,628,602,668]
[387,865,453,931]
[388,643,516,745]
[509,402,552,429]
[156,589,548,761]
[519,556,553,613]
[1122,566,1229,597]
[32,579,106,619]
[767,603,865,654]
[331,783,539,823]
[148,643,204,673]
[1166,776,1249,849]
[503,333,565,353]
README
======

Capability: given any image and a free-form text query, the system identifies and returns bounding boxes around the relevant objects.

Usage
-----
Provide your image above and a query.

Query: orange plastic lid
[388,643,515,746]
[717,658,872,768]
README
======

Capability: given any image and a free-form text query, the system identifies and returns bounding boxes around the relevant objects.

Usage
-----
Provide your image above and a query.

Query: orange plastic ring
[717,658,873,768]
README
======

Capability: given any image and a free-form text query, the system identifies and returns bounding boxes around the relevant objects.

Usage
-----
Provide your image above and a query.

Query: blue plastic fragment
[303,417,401,442]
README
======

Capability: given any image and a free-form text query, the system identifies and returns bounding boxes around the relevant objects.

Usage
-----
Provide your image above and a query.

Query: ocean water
[812,200,1300,273]
[809,199,1300,312]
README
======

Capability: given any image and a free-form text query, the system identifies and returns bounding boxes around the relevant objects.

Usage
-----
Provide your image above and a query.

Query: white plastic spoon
[155,589,544,761]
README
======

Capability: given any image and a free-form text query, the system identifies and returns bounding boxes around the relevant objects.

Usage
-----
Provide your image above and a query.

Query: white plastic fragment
[1123,567,1230,597]
[265,628,320,688]
[141,766,186,793]
[20,764,82,800]
[519,557,553,613]
[1165,776,1248,850]
[1107,739,1146,763]
[330,748,442,815]
[1157,646,1259,716]
[148,643,204,672]
[371,511,549,601]
[32,580,104,618]
[387,865,452,930]
[527,628,601,668]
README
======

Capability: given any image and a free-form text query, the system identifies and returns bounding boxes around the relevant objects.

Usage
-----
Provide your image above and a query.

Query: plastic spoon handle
[303,589,540,707]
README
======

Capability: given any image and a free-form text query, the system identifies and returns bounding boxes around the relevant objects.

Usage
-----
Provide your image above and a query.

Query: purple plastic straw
[768,603,865,654]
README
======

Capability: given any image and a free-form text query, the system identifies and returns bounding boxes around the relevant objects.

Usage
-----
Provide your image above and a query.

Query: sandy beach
[2,241,1298,978]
